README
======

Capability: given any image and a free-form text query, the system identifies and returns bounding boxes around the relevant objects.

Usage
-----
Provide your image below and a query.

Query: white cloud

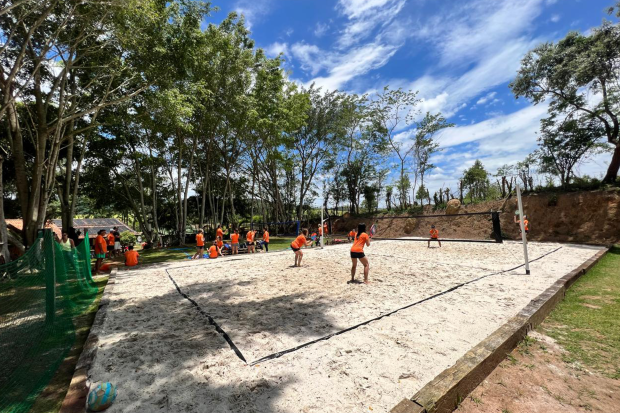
[336,0,407,49]
[476,91,497,105]
[234,0,272,30]
[265,42,289,57]
[550,14,560,23]
[314,22,330,37]
[290,43,330,76]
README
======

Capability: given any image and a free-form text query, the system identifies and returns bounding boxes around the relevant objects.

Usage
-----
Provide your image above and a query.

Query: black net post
[43,229,56,326]
[492,212,503,243]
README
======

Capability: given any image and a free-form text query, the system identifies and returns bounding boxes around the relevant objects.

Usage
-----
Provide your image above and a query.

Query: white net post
[516,184,530,275]
[320,207,324,249]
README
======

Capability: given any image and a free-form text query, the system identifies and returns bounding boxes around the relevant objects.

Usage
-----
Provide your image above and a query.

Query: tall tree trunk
[0,154,10,262]
[603,144,620,183]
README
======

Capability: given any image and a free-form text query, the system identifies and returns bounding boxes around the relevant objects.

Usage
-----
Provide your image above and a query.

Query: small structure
[51,218,138,240]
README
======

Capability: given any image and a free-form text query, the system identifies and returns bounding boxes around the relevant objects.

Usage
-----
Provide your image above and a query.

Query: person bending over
[291,229,312,267]
[125,245,139,267]
[428,225,441,248]
[246,229,256,253]
[350,223,371,284]
[348,228,357,242]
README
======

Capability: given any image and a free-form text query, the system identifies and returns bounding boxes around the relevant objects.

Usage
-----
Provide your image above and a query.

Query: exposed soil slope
[333,189,620,246]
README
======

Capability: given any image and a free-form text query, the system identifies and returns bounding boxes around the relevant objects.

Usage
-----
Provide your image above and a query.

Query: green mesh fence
[0,229,98,413]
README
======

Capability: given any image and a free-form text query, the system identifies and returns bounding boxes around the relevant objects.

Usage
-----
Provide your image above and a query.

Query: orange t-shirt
[430,229,439,239]
[95,235,107,254]
[318,227,323,235]
[107,233,115,246]
[351,232,369,253]
[196,233,204,247]
[349,230,356,238]
[125,250,139,267]
[231,233,239,243]
[246,231,254,242]
[217,240,223,249]
[209,245,218,258]
[291,234,307,249]
[518,219,529,231]
[323,224,328,234]
[263,231,269,242]
[216,228,224,239]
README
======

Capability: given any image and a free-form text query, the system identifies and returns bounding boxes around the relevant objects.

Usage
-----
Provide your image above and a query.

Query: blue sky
[217,0,614,194]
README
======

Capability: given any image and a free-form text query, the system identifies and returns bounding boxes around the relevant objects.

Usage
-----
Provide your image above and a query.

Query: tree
[413,112,452,199]
[292,85,340,221]
[510,21,620,183]
[537,114,606,188]
[494,164,516,198]
[371,87,420,209]
[416,184,429,206]
[462,160,490,202]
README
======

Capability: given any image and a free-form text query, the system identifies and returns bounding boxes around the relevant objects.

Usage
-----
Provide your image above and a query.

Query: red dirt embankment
[332,189,620,246]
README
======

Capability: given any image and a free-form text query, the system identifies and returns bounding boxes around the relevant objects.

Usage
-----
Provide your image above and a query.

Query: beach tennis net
[0,229,98,413]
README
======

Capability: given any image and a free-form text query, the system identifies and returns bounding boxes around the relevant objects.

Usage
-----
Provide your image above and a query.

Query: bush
[120,230,137,246]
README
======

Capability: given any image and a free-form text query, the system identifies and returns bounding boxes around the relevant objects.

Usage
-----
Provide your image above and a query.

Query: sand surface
[88,240,603,412]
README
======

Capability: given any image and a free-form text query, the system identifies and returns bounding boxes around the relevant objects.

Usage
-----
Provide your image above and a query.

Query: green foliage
[510,19,620,182]
[462,160,491,202]
[537,113,607,188]
[120,231,137,246]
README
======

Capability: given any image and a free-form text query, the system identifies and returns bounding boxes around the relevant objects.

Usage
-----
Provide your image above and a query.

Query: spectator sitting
[125,245,140,267]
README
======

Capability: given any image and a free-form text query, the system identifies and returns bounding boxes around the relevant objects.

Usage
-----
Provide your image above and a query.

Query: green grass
[29,276,108,413]
[542,245,620,379]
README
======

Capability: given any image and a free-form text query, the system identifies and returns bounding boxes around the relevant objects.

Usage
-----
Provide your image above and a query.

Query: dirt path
[457,331,620,413]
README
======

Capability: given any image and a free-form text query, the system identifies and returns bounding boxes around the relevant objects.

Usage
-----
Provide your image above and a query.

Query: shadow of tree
[87,269,338,412]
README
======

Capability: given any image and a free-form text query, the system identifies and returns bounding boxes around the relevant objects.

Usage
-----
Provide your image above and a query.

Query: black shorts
[247,241,255,246]
[291,246,300,252]
[350,251,365,259]
[197,246,204,251]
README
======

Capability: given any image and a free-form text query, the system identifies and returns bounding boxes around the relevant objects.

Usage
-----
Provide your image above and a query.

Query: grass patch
[30,276,108,413]
[542,245,620,378]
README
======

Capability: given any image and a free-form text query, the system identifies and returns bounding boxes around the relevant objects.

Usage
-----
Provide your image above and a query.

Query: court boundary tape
[249,246,563,365]
[165,269,248,363]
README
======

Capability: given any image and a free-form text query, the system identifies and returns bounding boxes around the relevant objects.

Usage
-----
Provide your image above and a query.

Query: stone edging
[59,268,119,413]
[390,248,608,413]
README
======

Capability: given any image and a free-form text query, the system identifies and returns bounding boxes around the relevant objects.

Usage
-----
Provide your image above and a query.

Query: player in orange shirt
[291,229,312,267]
[216,224,224,242]
[246,229,256,253]
[107,230,115,258]
[208,242,219,259]
[230,229,240,255]
[428,225,441,248]
[94,230,108,274]
[348,229,357,242]
[514,214,530,236]
[216,236,224,255]
[124,245,139,267]
[193,230,205,259]
[261,227,270,253]
[350,223,371,284]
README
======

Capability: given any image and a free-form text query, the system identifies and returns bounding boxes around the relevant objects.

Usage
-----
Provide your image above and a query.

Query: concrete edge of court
[59,267,119,413]
[389,247,609,413]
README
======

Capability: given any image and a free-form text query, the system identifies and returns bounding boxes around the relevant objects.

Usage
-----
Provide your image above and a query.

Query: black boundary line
[249,246,563,366]
[165,269,248,363]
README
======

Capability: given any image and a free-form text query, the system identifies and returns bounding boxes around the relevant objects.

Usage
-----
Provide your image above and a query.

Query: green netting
[0,230,98,413]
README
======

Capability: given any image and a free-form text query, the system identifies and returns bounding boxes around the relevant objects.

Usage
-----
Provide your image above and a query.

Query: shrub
[120,230,137,246]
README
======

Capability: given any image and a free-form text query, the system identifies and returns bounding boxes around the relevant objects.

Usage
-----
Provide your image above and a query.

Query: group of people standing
[93,228,139,274]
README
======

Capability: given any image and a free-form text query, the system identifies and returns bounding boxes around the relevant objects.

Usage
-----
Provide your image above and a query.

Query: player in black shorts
[350,223,371,284]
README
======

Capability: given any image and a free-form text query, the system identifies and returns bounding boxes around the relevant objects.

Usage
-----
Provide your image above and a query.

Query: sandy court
[88,240,603,412]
